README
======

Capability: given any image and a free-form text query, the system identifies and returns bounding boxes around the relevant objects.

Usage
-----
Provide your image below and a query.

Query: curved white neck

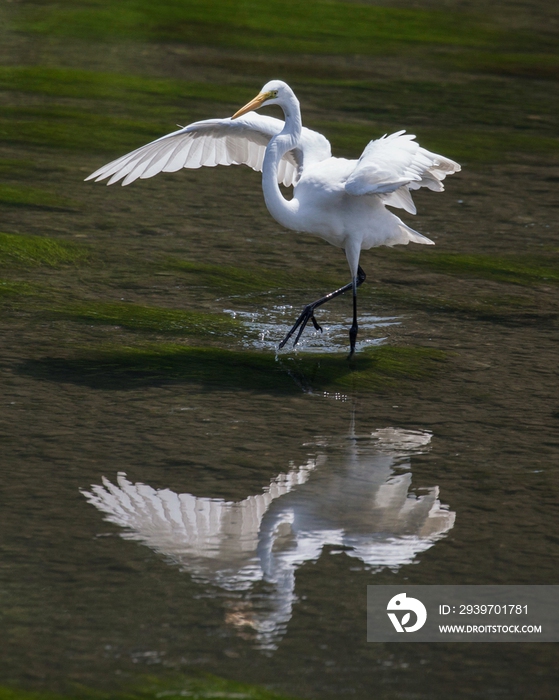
[262,93,301,231]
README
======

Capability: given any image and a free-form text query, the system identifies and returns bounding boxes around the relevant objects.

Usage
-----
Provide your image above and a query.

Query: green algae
[21,343,447,393]
[299,71,558,165]
[0,105,168,154]
[398,252,559,286]
[0,678,299,700]
[0,69,249,155]
[139,675,300,700]
[0,232,89,267]
[0,158,37,178]
[426,131,559,163]
[168,259,343,296]
[444,50,559,81]
[0,184,77,211]
[11,0,558,89]
[0,66,248,106]
[310,77,558,141]
[0,279,33,297]
[316,120,559,164]
[14,0,506,54]
[58,301,242,337]
[370,285,557,326]
[169,259,289,294]
[1,72,555,164]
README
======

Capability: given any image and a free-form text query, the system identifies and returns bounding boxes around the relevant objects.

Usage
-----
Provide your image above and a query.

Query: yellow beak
[232,92,271,119]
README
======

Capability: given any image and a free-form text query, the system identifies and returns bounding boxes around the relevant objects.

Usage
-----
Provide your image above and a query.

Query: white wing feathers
[86,118,457,220]
[86,113,331,188]
[345,131,461,215]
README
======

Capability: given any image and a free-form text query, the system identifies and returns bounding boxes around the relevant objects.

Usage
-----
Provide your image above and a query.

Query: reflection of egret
[82,427,454,649]
[87,80,460,355]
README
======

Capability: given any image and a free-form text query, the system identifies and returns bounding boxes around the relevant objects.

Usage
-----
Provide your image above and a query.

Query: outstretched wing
[344,131,460,214]
[86,112,331,188]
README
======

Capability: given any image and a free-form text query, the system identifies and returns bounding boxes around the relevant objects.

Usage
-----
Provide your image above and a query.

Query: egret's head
[232,80,291,119]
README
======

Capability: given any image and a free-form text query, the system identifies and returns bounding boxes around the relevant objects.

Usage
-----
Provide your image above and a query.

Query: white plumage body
[288,155,430,251]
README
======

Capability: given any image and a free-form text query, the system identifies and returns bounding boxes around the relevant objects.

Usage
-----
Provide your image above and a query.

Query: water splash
[224,305,400,353]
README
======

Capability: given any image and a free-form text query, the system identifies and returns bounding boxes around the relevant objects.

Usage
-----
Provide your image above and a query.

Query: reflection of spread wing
[81,462,316,576]
[85,112,331,188]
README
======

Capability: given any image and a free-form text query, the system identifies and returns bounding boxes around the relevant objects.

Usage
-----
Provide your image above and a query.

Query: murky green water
[0,1,558,699]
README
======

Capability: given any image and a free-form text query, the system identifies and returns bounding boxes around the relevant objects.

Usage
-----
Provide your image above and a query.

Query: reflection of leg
[279,266,366,351]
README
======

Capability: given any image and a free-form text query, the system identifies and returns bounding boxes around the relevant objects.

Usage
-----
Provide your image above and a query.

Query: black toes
[310,316,322,333]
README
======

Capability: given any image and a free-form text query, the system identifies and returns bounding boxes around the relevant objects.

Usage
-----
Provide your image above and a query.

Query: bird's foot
[279,303,321,349]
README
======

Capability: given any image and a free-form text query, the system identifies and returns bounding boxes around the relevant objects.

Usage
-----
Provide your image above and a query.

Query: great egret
[87,80,460,355]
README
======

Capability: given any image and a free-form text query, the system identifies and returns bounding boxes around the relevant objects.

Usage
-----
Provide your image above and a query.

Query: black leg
[279,266,366,351]
[348,281,359,359]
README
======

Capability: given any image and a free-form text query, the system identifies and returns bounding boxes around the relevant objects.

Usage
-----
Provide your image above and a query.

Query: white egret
[87,80,460,355]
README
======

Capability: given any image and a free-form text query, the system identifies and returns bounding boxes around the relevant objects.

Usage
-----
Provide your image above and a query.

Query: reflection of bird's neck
[262,95,301,230]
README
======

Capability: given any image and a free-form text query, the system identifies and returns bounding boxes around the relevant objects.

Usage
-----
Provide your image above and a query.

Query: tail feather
[399,221,435,246]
